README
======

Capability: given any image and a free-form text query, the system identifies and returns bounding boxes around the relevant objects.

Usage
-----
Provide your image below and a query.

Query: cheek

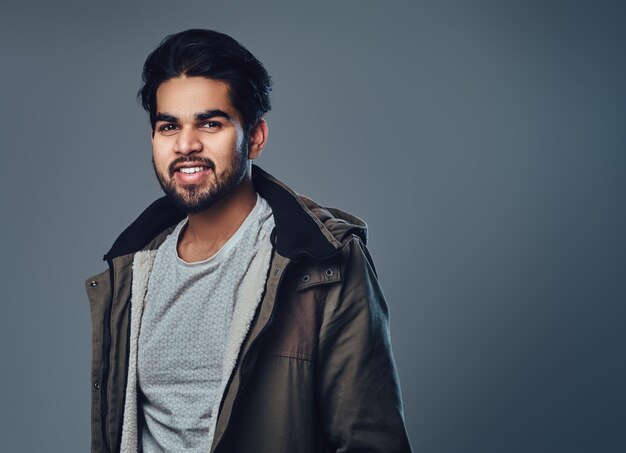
[152,138,169,157]
[210,136,241,163]
[152,147,170,173]
[215,133,239,151]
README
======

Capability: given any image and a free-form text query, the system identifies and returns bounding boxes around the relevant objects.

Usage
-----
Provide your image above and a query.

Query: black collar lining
[104,165,340,261]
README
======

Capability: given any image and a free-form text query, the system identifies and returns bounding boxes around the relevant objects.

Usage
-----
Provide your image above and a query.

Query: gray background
[1,1,625,452]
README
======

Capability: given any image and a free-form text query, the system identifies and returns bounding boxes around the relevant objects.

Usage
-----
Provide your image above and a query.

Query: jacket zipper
[101,259,115,453]
[237,260,288,391]
[212,251,289,452]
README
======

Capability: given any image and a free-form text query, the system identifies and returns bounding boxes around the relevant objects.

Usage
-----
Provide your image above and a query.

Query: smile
[177,166,208,174]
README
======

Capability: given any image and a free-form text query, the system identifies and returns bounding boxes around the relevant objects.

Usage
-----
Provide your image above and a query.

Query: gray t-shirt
[137,194,274,452]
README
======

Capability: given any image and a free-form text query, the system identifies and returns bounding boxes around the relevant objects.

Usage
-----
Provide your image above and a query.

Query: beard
[153,146,249,215]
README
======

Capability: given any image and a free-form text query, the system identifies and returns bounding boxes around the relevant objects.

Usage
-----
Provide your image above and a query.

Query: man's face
[151,76,249,214]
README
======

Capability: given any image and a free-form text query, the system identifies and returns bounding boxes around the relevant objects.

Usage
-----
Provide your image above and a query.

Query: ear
[247,118,269,160]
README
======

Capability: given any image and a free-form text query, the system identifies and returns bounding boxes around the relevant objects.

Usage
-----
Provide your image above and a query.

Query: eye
[157,123,178,133]
[201,121,222,130]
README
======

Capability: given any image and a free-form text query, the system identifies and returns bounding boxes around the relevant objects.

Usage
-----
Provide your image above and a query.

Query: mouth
[171,162,214,185]
[170,158,214,175]
[176,165,209,174]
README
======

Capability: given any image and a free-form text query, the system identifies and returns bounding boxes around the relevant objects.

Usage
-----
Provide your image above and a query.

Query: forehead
[155,76,237,118]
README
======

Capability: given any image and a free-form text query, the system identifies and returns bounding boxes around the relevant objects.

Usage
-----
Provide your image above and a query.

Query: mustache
[168,157,215,177]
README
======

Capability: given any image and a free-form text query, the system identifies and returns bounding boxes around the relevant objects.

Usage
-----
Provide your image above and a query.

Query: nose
[173,127,203,155]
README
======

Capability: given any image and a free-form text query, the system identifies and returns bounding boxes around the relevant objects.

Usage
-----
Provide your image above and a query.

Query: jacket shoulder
[298,194,369,246]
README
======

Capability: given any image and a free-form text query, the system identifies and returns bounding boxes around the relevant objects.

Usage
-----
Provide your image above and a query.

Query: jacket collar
[104,165,343,262]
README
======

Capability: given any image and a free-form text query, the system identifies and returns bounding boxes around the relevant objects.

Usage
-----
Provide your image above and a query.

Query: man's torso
[138,195,274,451]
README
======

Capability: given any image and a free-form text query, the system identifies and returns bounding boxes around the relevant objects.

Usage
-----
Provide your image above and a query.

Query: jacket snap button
[325,268,334,276]
[93,381,100,390]
[301,274,311,282]
[89,280,98,287]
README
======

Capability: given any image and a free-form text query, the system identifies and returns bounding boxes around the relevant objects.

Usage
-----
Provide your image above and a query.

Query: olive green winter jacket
[85,165,412,452]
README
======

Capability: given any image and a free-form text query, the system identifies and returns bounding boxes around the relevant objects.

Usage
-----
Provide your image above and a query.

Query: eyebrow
[155,109,234,123]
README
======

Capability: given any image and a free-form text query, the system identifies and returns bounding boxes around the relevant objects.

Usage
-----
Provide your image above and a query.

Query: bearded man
[86,29,412,453]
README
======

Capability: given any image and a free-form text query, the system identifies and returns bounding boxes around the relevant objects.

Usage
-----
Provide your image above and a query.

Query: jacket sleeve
[316,235,413,452]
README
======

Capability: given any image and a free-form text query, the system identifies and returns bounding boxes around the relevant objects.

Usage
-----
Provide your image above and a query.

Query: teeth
[179,166,205,174]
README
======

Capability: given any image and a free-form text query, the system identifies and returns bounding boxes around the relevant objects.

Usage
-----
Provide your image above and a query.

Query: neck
[177,173,257,262]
